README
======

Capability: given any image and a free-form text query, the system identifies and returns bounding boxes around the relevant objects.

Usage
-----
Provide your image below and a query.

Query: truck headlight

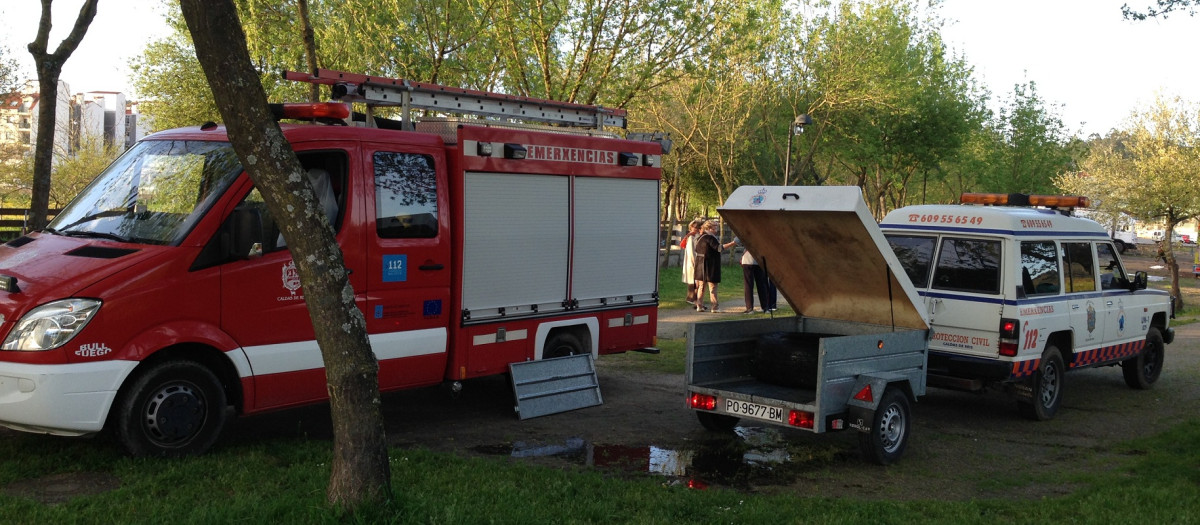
[2,299,102,351]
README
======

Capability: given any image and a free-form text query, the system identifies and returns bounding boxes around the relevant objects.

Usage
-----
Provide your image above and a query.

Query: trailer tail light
[269,102,350,121]
[788,410,814,429]
[688,393,716,411]
[999,318,1020,357]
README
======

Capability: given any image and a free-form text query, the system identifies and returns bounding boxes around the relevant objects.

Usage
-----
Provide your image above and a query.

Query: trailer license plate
[724,399,785,423]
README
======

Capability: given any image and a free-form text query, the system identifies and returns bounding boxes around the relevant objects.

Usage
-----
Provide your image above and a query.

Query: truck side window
[374,152,438,239]
[1062,242,1097,293]
[1020,241,1060,296]
[930,237,1001,294]
[1096,242,1129,290]
[885,234,936,288]
[245,152,346,253]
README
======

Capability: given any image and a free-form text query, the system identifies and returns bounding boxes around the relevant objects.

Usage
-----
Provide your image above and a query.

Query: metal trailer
[685,186,931,465]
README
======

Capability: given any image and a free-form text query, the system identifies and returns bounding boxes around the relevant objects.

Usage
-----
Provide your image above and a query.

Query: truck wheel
[1115,240,1128,254]
[543,332,585,359]
[1122,327,1165,389]
[113,360,228,457]
[751,332,822,388]
[696,411,739,432]
[857,387,910,465]
[1017,346,1064,421]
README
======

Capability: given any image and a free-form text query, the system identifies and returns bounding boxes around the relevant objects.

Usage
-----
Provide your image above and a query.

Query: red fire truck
[0,69,664,455]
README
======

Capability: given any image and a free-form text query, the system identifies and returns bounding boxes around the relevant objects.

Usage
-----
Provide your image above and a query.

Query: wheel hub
[878,405,905,453]
[144,384,205,444]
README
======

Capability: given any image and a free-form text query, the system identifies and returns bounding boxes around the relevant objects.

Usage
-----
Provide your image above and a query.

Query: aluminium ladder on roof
[282,68,626,130]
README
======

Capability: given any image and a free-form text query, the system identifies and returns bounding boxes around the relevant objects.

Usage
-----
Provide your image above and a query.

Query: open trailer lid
[718,186,928,331]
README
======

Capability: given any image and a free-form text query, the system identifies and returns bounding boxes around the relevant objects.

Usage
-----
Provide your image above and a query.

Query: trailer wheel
[1122,327,1164,389]
[696,411,739,432]
[1017,346,1064,421]
[858,387,910,465]
[113,360,228,457]
[543,332,585,359]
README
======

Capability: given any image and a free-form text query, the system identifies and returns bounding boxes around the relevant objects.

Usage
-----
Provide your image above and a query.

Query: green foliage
[975,81,1078,194]
[792,0,985,217]
[0,44,22,94]
[1058,94,1200,307]
[0,138,117,208]
[130,0,1096,220]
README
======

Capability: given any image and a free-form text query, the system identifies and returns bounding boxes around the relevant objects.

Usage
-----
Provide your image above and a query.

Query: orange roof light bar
[269,102,351,121]
[960,193,1089,208]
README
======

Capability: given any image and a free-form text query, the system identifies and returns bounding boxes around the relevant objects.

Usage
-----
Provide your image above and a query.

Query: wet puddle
[471,426,845,489]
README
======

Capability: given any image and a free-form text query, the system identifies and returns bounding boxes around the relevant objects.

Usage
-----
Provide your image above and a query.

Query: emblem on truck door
[282,260,302,296]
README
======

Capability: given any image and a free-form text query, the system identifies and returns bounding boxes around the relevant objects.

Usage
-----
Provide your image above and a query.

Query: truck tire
[1017,346,1064,421]
[113,360,228,457]
[696,411,739,432]
[1122,327,1165,389]
[543,332,585,359]
[857,387,910,465]
[1115,240,1128,254]
[751,332,822,389]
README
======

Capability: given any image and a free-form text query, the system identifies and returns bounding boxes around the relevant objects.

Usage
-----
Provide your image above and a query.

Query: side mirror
[1131,270,1148,291]
[229,205,264,260]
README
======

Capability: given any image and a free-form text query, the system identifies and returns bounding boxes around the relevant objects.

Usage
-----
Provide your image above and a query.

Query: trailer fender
[845,374,914,433]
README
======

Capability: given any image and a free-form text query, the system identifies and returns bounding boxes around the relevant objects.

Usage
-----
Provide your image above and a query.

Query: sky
[1,0,1198,138]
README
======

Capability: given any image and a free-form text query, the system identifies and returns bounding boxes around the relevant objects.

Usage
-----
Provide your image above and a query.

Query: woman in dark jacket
[693,220,735,312]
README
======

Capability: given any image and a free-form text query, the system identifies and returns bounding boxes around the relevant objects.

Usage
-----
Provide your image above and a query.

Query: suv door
[1062,241,1104,355]
[1096,241,1137,346]
[926,236,1004,358]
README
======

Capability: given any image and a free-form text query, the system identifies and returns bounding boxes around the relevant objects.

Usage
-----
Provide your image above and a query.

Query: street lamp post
[783,114,813,186]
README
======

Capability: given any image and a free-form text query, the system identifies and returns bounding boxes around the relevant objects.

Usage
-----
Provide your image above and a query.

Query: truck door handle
[419,263,445,271]
[1072,305,1080,310]
[1106,301,1114,306]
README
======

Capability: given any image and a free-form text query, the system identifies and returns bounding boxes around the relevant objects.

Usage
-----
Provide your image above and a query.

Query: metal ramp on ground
[509,354,603,420]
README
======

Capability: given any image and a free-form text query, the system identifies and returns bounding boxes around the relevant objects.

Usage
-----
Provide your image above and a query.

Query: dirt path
[216,304,1200,499]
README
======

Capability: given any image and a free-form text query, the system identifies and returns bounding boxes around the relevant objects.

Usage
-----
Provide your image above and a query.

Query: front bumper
[0,360,136,436]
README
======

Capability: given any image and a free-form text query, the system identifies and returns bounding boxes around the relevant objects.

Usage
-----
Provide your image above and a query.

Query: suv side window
[1097,242,1129,290]
[1020,241,1060,296]
[931,237,1001,294]
[1062,242,1097,292]
[885,234,936,288]
[374,152,438,238]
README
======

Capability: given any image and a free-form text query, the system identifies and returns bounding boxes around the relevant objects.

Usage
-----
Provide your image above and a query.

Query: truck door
[219,149,367,410]
[363,146,451,389]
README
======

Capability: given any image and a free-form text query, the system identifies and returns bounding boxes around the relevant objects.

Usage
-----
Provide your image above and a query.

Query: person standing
[739,244,778,314]
[694,220,735,312]
[740,245,758,313]
[680,219,703,307]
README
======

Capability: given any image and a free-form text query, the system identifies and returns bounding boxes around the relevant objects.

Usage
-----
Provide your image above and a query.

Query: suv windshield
[47,140,242,245]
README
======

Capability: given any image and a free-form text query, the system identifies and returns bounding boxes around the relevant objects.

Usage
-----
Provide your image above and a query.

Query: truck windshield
[47,140,242,245]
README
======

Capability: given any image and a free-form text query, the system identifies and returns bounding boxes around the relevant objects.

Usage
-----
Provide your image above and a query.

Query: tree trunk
[25,0,98,232]
[297,0,320,103]
[179,0,391,510]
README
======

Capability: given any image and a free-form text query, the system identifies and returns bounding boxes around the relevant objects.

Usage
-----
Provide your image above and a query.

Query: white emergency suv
[0,69,664,455]
[879,193,1174,420]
